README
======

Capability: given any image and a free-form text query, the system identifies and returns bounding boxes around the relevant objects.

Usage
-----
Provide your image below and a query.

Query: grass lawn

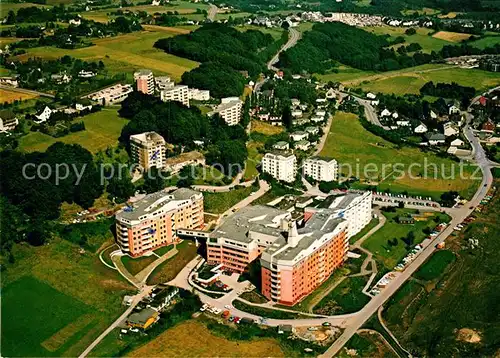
[146,240,198,285]
[154,244,174,256]
[361,209,449,269]
[127,320,285,357]
[19,108,128,153]
[121,254,158,276]
[233,300,304,319]
[14,30,199,82]
[2,238,134,357]
[0,88,38,103]
[320,111,480,200]
[313,276,371,315]
[244,141,264,181]
[350,217,380,244]
[413,249,456,281]
[203,186,257,214]
[340,332,398,358]
[382,280,425,333]
[239,290,269,304]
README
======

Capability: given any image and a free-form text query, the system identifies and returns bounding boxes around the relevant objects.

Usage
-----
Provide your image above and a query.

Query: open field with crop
[469,34,500,49]
[0,2,50,17]
[128,320,284,357]
[13,29,199,81]
[432,31,471,42]
[19,108,128,153]
[363,26,451,53]
[319,112,480,200]
[1,237,134,357]
[361,208,450,269]
[0,88,38,103]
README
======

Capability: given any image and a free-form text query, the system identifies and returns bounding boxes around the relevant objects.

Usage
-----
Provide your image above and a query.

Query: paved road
[267,28,301,72]
[335,90,389,130]
[313,113,334,156]
[321,118,494,357]
[207,4,218,21]
[254,28,302,93]
[0,84,55,98]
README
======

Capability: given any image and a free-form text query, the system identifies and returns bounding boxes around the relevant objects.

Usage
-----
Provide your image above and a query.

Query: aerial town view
[1,0,500,356]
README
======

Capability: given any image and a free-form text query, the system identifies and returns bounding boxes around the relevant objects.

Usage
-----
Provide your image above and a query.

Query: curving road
[320,103,495,357]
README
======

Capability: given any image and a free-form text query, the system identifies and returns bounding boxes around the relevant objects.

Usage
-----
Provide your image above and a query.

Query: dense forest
[154,24,279,97]
[420,81,476,101]
[279,22,500,74]
[119,92,248,174]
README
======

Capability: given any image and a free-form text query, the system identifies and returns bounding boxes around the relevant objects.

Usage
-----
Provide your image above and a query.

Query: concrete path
[377,306,411,357]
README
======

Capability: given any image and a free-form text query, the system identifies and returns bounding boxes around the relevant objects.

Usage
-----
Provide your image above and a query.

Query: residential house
[34,106,52,123]
[325,88,336,99]
[392,112,399,119]
[426,132,446,145]
[482,120,495,133]
[78,70,96,78]
[315,110,326,117]
[164,151,205,174]
[290,131,308,141]
[51,73,72,84]
[367,92,376,100]
[0,110,18,132]
[273,141,289,150]
[444,122,459,137]
[396,120,410,127]
[451,138,464,147]
[449,104,460,115]
[148,286,179,311]
[414,123,428,134]
[291,98,300,107]
[371,100,380,106]
[381,109,391,117]
[305,126,319,135]
[295,140,310,151]
[291,109,303,118]
[126,308,159,329]
[311,116,324,123]
[430,110,438,119]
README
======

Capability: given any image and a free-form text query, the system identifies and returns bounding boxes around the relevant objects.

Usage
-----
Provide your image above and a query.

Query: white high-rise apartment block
[261,151,297,183]
[130,132,167,171]
[313,191,373,238]
[188,88,210,101]
[303,156,338,182]
[134,69,154,95]
[211,97,242,126]
[155,76,174,91]
[161,85,190,107]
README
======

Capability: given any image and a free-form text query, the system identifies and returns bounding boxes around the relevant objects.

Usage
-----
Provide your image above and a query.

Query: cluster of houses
[32,100,94,124]
[123,286,179,331]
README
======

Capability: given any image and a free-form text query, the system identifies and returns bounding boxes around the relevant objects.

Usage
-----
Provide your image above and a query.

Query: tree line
[420,81,476,101]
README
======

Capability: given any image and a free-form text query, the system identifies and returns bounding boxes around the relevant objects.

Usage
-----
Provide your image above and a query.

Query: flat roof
[117,188,199,221]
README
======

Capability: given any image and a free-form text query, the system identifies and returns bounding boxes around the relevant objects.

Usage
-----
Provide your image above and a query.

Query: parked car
[322,322,331,327]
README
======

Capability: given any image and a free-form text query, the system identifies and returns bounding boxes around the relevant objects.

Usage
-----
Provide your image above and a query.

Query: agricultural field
[318,65,376,84]
[319,112,480,200]
[363,26,451,53]
[19,108,129,153]
[235,25,284,40]
[432,31,471,42]
[469,34,500,49]
[358,66,500,95]
[361,208,450,269]
[0,2,49,17]
[1,238,134,357]
[0,88,38,103]
[128,320,284,357]
[12,29,199,82]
